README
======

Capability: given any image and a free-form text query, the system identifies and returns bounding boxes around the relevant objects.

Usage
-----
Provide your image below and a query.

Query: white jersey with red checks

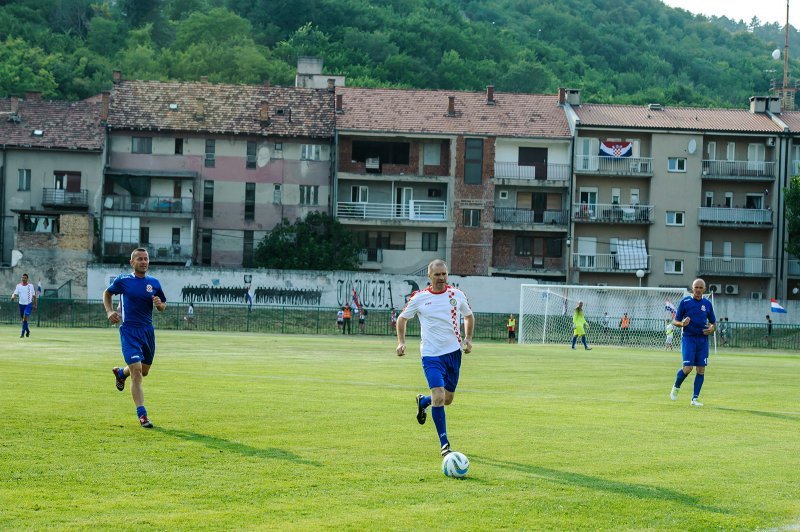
[13,283,36,305]
[399,285,473,357]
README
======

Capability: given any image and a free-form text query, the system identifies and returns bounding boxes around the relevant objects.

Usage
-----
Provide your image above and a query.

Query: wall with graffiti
[87,265,538,313]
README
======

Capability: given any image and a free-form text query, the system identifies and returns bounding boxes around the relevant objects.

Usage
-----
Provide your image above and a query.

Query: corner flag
[770,298,787,314]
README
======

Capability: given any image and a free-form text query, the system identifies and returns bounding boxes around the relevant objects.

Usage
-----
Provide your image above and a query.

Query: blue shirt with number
[675,295,716,337]
[106,274,166,328]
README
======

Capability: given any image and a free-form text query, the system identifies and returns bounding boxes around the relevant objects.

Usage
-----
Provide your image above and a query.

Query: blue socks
[419,395,431,409]
[693,374,705,399]
[571,336,577,348]
[117,367,127,380]
[674,368,688,388]
[582,336,589,349]
[431,406,448,447]
[136,406,147,418]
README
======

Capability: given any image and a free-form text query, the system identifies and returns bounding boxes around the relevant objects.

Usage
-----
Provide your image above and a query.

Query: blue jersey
[106,273,166,328]
[675,295,716,337]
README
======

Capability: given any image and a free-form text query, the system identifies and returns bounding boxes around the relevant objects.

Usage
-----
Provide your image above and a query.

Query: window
[725,192,733,208]
[546,238,563,258]
[464,139,483,184]
[301,144,322,161]
[172,227,180,246]
[203,180,214,218]
[665,259,684,274]
[139,227,150,245]
[244,183,255,221]
[205,139,215,167]
[630,188,640,205]
[243,230,254,267]
[611,187,621,204]
[356,231,406,250]
[423,142,441,165]
[726,142,735,161]
[422,232,438,251]
[666,211,685,226]
[704,191,714,207]
[667,157,686,172]
[351,186,368,203]
[463,208,481,227]
[515,236,532,256]
[174,138,183,155]
[273,184,282,204]
[132,137,152,154]
[498,190,508,200]
[18,169,31,191]
[275,142,283,151]
[706,141,716,160]
[246,141,257,169]
[54,171,81,191]
[300,185,319,206]
[103,216,138,243]
[201,229,212,265]
[20,213,59,233]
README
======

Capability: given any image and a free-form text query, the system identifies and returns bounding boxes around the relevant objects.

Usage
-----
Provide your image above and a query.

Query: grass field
[2,326,799,529]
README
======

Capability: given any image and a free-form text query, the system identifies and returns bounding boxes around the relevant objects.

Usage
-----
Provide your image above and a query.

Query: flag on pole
[664,298,676,317]
[352,288,362,311]
[770,298,787,313]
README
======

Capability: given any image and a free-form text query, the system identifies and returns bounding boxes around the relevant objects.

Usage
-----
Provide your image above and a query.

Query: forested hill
[1,0,798,108]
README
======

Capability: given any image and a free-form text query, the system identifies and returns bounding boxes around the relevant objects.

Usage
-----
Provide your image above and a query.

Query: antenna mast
[773,0,796,111]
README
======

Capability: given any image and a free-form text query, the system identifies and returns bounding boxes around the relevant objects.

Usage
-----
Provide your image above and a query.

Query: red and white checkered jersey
[399,285,473,357]
[13,283,36,305]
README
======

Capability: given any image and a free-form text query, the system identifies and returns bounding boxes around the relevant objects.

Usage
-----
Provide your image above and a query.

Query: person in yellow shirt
[506,314,517,344]
[571,301,591,350]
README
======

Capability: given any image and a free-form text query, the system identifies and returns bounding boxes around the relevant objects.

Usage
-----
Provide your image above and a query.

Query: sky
[661,0,795,26]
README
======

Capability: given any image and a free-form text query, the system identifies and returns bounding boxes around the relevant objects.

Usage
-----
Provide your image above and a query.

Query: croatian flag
[352,288,362,311]
[665,298,676,317]
[599,140,633,158]
[770,298,787,313]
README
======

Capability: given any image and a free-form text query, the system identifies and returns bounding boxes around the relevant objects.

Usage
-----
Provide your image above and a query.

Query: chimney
[335,94,343,113]
[447,96,455,116]
[200,76,209,83]
[263,79,271,88]
[259,101,270,124]
[565,89,581,106]
[25,91,41,101]
[195,97,205,121]
[327,78,335,92]
[112,70,122,83]
[100,91,110,121]
[486,85,495,105]
[558,87,566,105]
[749,96,768,114]
[10,96,19,116]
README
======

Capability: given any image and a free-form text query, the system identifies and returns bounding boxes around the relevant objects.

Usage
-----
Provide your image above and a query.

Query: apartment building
[564,92,786,298]
[334,86,572,276]
[105,75,334,267]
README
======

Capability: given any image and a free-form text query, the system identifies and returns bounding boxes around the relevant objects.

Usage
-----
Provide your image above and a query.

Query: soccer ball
[442,452,469,478]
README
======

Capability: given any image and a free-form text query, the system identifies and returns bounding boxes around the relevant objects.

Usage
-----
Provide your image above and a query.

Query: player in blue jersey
[396,259,474,458]
[669,278,716,406]
[103,248,167,428]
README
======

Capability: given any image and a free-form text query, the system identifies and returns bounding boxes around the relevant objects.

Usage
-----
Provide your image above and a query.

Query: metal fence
[0,297,796,349]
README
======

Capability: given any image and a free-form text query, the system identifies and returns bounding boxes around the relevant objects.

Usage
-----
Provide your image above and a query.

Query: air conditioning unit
[365,157,380,170]
[708,283,722,294]
[725,284,739,295]
[751,291,764,300]
[766,137,776,147]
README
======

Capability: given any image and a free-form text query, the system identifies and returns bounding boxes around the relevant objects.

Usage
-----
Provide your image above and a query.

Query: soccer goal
[518,284,693,349]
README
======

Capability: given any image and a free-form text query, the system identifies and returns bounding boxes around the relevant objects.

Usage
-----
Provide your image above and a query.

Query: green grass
[1,326,799,529]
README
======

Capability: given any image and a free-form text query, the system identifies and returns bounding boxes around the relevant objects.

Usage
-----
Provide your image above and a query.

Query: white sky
[661,0,795,26]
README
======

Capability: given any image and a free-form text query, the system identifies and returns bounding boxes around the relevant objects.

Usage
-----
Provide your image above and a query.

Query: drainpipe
[1,146,6,266]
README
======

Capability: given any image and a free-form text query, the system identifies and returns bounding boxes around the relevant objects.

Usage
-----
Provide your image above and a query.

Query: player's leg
[581,335,591,350]
[571,334,577,349]
[691,341,708,406]
[671,336,694,399]
[421,354,453,455]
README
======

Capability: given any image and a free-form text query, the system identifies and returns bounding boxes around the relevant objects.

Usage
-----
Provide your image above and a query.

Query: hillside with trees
[1,0,798,107]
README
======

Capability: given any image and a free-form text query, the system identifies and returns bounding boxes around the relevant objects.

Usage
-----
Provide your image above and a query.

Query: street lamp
[636,269,645,288]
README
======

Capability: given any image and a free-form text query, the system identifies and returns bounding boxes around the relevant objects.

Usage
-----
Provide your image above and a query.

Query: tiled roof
[0,98,105,150]
[573,104,784,133]
[774,111,800,132]
[335,87,571,138]
[108,80,334,138]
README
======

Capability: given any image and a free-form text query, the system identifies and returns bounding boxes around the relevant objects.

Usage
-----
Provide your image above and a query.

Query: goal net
[519,285,697,349]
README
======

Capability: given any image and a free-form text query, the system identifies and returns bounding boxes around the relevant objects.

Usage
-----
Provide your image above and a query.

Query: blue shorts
[421,349,462,392]
[119,325,156,366]
[682,335,709,367]
[19,303,33,318]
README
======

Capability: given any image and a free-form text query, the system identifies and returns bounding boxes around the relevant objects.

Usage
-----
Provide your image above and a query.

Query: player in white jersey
[11,273,37,338]
[396,259,474,458]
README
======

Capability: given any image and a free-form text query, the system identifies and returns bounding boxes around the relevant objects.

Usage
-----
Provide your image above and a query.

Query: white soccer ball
[442,452,469,478]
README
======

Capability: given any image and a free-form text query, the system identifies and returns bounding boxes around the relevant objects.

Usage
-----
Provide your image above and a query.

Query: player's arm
[103,290,121,324]
[396,316,409,356]
[462,313,475,354]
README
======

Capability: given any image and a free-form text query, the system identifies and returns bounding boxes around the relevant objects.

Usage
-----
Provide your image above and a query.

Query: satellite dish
[687,139,697,154]
[772,49,781,60]
[257,146,270,167]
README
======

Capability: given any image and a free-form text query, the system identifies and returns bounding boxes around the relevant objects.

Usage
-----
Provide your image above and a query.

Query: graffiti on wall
[335,277,423,310]
[181,284,322,306]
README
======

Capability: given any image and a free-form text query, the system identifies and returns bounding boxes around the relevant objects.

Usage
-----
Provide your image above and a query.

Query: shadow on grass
[156,427,321,467]
[471,455,727,513]
[713,406,800,422]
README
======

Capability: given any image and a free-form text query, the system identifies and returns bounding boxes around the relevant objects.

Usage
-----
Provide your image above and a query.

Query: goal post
[518,284,700,349]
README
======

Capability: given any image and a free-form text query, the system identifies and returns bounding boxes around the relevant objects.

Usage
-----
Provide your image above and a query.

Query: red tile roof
[108,80,334,139]
[335,87,571,138]
[573,104,784,133]
[0,98,105,150]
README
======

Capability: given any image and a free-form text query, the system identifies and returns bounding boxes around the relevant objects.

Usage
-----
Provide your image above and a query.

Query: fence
[0,297,796,349]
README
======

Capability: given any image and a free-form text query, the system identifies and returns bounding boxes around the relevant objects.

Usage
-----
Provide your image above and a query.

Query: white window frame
[723,241,732,262]
[299,185,319,206]
[704,240,713,257]
[132,136,152,154]
[666,211,685,226]
[273,184,282,205]
[667,157,687,172]
[301,144,322,161]
[18,168,31,191]
[351,185,368,203]
[463,209,481,228]
[664,259,684,274]
[706,141,716,160]
[611,187,621,204]
[726,142,736,161]
[630,188,640,205]
[423,142,441,166]
[725,192,733,208]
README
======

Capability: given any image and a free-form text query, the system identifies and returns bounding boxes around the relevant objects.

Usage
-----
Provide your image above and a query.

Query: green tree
[0,37,58,97]
[254,212,360,271]
[785,176,800,257]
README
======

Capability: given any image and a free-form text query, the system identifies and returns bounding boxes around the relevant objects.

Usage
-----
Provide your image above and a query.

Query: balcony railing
[104,195,193,214]
[42,188,89,207]
[701,160,775,179]
[573,203,653,223]
[572,253,650,272]
[493,162,570,181]
[103,240,193,262]
[697,256,774,276]
[337,200,447,221]
[494,208,568,225]
[573,156,653,175]
[698,206,772,225]
[788,259,800,276]
[358,248,384,263]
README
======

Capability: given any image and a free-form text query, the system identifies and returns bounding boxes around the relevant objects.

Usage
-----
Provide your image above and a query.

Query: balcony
[572,253,650,273]
[701,160,775,180]
[493,208,568,226]
[493,162,570,183]
[573,156,653,176]
[698,206,772,226]
[42,188,89,208]
[573,203,653,224]
[697,256,774,276]
[788,259,800,276]
[490,259,567,278]
[104,195,193,217]
[337,200,447,222]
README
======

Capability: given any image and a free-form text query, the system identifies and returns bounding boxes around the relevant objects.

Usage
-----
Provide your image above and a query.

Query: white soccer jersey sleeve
[400,285,472,357]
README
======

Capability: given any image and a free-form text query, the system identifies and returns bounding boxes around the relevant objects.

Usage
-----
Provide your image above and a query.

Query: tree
[785,176,800,257]
[254,212,360,270]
